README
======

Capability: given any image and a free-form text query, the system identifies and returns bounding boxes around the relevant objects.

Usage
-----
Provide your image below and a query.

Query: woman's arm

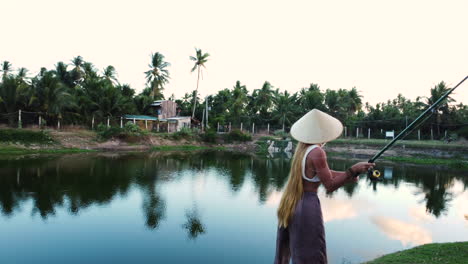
[307,148,352,193]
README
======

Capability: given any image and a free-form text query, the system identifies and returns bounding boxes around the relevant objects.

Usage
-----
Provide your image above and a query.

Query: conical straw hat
[290,109,343,144]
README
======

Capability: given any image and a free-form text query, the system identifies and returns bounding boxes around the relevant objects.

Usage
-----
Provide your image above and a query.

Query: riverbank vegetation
[1,55,467,141]
[365,241,468,264]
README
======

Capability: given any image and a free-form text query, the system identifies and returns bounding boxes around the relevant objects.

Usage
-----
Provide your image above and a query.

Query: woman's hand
[350,162,376,175]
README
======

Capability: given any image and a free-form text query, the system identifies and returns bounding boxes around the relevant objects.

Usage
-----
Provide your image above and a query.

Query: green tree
[190,48,210,119]
[272,89,298,131]
[70,56,85,84]
[145,52,170,100]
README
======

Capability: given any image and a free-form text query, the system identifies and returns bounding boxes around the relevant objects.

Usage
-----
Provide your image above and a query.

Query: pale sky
[2,0,468,105]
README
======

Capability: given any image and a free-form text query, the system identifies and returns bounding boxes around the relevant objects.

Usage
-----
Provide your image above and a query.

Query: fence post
[445,130,447,139]
[92,115,95,130]
[240,123,243,132]
[38,116,41,128]
[145,120,148,130]
[18,110,22,128]
[217,122,219,133]
[344,126,347,137]
[418,130,421,140]
[120,117,123,128]
[229,122,231,132]
[267,123,270,134]
[356,127,359,138]
[368,128,370,139]
[252,123,255,134]
[157,123,160,132]
[107,117,110,128]
[431,128,433,140]
[57,119,60,130]
[133,118,136,125]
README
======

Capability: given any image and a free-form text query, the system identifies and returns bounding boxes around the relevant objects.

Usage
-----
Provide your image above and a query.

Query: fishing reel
[367,168,382,181]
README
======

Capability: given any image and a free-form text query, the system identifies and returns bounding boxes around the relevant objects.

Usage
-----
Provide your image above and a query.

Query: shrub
[224,129,252,142]
[273,130,289,139]
[123,121,142,134]
[457,126,468,139]
[0,129,54,144]
[201,130,217,143]
[171,127,195,140]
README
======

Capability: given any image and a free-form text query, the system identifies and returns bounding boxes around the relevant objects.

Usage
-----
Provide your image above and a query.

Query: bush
[171,127,196,140]
[273,130,289,139]
[0,129,54,144]
[201,130,217,143]
[96,122,147,141]
[457,126,468,139]
[224,129,252,142]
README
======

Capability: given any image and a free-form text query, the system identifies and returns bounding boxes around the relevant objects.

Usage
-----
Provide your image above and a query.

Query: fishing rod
[366,75,468,181]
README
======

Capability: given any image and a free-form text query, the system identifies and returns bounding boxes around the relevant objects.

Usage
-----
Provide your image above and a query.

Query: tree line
[1,51,467,139]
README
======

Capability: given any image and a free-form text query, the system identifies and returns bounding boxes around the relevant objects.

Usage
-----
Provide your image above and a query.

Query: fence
[0,110,465,140]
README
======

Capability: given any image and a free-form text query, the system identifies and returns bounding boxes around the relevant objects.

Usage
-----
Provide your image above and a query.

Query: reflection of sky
[264,175,468,263]
[371,215,432,246]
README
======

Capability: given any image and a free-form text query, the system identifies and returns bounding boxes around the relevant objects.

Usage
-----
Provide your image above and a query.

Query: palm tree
[103,65,119,86]
[190,48,210,119]
[0,75,27,125]
[70,56,85,84]
[145,52,170,100]
[427,81,455,137]
[1,61,13,79]
[272,90,298,131]
[29,71,74,119]
[229,81,248,124]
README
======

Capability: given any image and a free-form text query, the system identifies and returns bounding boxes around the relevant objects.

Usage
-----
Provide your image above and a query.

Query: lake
[0,151,467,264]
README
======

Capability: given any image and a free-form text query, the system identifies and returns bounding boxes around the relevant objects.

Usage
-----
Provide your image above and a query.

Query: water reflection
[182,206,206,240]
[0,152,466,223]
[371,215,432,246]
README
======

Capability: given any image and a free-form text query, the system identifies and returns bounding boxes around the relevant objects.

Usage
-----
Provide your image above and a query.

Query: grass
[330,138,467,150]
[150,145,226,151]
[364,242,468,264]
[0,145,95,155]
[383,156,468,169]
[0,129,55,145]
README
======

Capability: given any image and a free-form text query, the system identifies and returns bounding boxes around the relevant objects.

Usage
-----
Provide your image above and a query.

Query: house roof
[123,115,158,121]
[167,116,191,120]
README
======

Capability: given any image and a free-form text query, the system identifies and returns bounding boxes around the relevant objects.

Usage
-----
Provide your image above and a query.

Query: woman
[274,109,375,264]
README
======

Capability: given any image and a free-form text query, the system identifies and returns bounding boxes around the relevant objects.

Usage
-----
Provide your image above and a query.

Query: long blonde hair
[277,142,311,228]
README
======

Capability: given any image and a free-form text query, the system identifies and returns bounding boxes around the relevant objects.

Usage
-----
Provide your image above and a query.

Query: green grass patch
[330,138,467,150]
[0,146,95,155]
[150,145,226,151]
[364,242,468,264]
[0,129,55,145]
[383,156,468,169]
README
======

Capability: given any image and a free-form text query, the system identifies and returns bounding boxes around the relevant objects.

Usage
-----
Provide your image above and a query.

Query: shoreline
[0,129,467,168]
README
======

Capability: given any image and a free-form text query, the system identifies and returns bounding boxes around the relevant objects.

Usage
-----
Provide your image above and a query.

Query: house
[150,100,177,120]
[149,100,191,132]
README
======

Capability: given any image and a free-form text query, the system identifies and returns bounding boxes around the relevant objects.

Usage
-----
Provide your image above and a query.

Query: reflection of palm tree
[182,206,206,240]
[142,188,166,229]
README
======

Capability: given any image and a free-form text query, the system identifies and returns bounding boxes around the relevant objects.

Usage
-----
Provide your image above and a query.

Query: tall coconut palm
[70,56,85,84]
[272,90,298,131]
[0,75,27,125]
[145,52,170,100]
[103,65,119,86]
[1,61,13,79]
[190,48,210,119]
[427,81,455,137]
